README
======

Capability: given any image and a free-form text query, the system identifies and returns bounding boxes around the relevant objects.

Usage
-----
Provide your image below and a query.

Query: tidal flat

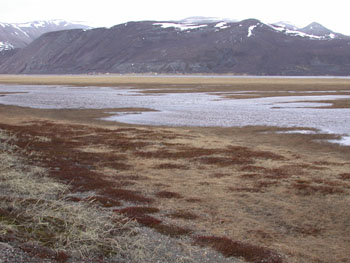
[0,75,349,263]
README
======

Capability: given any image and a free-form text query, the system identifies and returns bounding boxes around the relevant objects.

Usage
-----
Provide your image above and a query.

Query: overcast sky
[2,0,350,34]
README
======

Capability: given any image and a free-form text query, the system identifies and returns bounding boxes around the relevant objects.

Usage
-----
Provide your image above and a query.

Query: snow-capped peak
[299,22,334,37]
[0,22,9,28]
[0,20,92,50]
[15,20,90,29]
[268,24,321,39]
[267,22,342,40]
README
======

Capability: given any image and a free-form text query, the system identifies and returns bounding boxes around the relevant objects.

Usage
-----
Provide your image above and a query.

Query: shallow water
[1,84,350,145]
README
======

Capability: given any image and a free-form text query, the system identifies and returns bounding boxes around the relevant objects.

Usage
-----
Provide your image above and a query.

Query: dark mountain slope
[1,19,350,75]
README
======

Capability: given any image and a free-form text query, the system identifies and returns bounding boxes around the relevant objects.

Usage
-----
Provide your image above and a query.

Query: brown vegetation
[0,129,148,262]
[194,236,282,263]
[1,76,350,262]
[340,173,350,180]
[1,117,349,262]
[167,210,198,220]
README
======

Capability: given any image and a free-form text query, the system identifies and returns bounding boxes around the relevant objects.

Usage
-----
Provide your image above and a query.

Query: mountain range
[0,18,350,76]
[0,20,91,50]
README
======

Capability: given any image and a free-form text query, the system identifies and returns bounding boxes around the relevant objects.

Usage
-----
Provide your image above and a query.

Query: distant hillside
[1,18,350,75]
[0,20,91,51]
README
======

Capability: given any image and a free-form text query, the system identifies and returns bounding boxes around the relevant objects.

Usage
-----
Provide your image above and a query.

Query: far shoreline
[1,74,350,88]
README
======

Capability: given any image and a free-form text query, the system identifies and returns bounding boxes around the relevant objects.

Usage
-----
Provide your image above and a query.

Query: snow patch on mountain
[153,22,207,31]
[247,25,258,37]
[215,22,229,29]
[273,21,299,31]
[16,20,83,29]
[19,22,44,28]
[0,20,92,50]
[268,24,326,39]
[0,41,14,51]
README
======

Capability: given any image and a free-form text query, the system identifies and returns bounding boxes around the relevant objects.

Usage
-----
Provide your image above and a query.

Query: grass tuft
[240,173,261,179]
[84,195,122,208]
[339,173,350,180]
[194,235,283,263]
[291,182,344,195]
[211,173,230,178]
[0,129,148,261]
[155,191,183,199]
[167,210,198,220]
[228,187,262,193]
[154,163,188,170]
[102,187,153,203]
[115,206,162,227]
[185,198,202,203]
[115,206,192,237]
[153,224,192,237]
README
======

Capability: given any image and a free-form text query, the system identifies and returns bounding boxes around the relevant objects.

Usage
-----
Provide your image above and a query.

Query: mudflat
[0,75,349,263]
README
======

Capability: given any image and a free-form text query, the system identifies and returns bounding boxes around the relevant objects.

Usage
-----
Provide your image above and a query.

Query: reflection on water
[0,84,349,145]
[329,136,350,146]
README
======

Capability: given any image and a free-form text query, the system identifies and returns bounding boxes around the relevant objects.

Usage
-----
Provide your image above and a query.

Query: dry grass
[1,119,349,262]
[167,210,198,220]
[0,129,149,262]
[154,163,189,170]
[155,191,183,199]
[339,173,350,180]
[114,206,193,238]
[1,74,350,89]
[0,75,350,262]
[1,122,241,262]
[1,75,350,107]
[115,206,162,226]
[194,236,282,263]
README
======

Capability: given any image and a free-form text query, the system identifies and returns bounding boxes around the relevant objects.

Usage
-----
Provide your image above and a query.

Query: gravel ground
[0,242,53,263]
[132,226,244,263]
[0,228,245,263]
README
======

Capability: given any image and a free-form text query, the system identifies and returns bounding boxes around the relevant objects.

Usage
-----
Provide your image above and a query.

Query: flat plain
[0,75,349,263]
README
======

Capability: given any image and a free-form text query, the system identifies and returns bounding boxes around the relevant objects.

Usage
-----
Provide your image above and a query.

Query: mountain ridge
[1,18,350,76]
[0,20,91,50]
